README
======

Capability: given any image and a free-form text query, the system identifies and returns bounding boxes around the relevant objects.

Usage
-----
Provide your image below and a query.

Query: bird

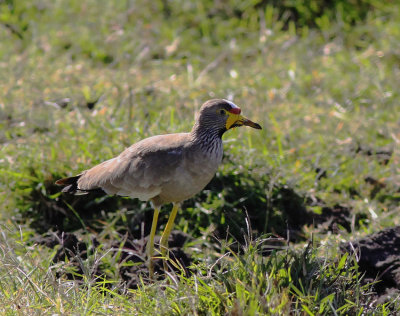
[55,99,261,278]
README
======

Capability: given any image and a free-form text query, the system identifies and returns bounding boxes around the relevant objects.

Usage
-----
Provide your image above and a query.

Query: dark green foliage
[0,0,392,63]
[264,0,381,28]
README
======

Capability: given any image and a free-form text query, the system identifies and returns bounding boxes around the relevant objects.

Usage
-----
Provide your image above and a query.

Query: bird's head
[194,99,261,137]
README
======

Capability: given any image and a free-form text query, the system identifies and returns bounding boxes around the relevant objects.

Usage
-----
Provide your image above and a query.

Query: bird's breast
[157,142,223,203]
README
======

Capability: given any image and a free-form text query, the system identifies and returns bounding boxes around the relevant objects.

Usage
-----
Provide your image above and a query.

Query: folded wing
[76,133,188,201]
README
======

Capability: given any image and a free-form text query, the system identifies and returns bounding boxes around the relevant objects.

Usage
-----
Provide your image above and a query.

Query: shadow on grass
[18,168,368,289]
[23,168,363,244]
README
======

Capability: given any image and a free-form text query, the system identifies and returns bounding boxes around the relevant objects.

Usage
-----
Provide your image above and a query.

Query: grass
[0,226,383,314]
[1,0,400,314]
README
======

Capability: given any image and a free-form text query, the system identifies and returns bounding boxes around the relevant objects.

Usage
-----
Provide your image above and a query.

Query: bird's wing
[77,133,190,200]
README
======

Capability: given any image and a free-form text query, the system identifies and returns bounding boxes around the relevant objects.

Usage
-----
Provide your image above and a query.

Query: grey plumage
[56,99,261,278]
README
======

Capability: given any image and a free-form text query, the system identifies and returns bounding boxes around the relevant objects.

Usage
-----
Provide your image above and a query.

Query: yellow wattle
[225,113,243,129]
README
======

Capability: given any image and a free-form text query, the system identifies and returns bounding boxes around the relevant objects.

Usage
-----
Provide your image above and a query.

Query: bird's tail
[55,174,87,194]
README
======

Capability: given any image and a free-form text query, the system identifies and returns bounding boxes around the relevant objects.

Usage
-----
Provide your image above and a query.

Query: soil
[309,204,359,233]
[354,144,393,165]
[341,226,400,303]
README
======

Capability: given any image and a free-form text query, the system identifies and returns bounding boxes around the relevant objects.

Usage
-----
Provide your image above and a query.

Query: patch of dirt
[365,176,388,199]
[341,226,400,303]
[310,204,367,234]
[354,144,393,165]
[283,191,366,236]
[262,189,366,238]
[34,230,192,288]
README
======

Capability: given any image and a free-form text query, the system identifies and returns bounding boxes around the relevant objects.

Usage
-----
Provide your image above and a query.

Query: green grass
[0,226,386,314]
[1,0,400,314]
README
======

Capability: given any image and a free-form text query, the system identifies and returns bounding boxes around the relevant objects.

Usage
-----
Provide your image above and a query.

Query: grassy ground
[1,0,399,314]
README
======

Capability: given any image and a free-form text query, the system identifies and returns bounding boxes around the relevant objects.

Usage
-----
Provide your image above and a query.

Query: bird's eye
[219,109,225,115]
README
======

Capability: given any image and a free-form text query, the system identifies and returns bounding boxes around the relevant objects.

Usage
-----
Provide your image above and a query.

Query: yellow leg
[147,206,160,279]
[160,203,180,272]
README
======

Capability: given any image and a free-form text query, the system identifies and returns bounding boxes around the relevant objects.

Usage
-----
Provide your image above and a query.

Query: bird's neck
[190,123,225,154]
[191,122,225,140]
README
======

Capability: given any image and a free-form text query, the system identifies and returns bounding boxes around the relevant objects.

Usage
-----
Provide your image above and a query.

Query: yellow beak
[226,113,262,130]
